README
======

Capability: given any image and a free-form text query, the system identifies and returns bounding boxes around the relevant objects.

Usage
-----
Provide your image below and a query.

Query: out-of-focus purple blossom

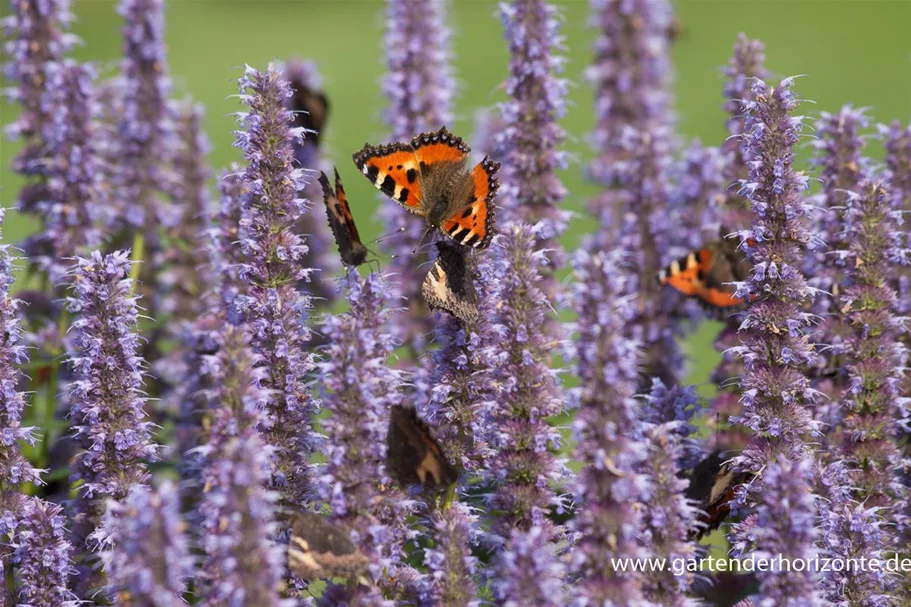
[317,272,412,576]
[99,482,192,606]
[232,64,320,507]
[422,502,480,607]
[198,433,288,607]
[750,455,824,606]
[587,0,674,189]
[425,312,495,474]
[6,497,78,607]
[721,33,768,227]
[492,525,566,607]
[482,224,566,534]
[2,0,76,183]
[0,210,40,492]
[115,0,175,232]
[731,78,819,473]
[672,139,727,252]
[637,423,701,606]
[832,181,908,515]
[210,166,248,323]
[66,250,157,595]
[283,58,341,305]
[567,248,650,604]
[381,0,454,352]
[494,0,569,242]
[156,98,215,322]
[471,108,504,163]
[879,120,911,318]
[21,60,105,282]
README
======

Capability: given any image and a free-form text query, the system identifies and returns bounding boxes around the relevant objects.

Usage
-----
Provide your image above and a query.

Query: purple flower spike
[0,210,41,491]
[722,34,769,194]
[210,165,249,323]
[7,497,78,607]
[673,140,727,250]
[422,502,480,607]
[835,181,907,511]
[22,60,105,282]
[568,249,650,604]
[115,0,175,231]
[750,456,824,606]
[482,224,566,534]
[2,0,76,184]
[494,0,569,240]
[587,0,674,188]
[232,64,320,507]
[879,120,911,315]
[731,78,819,472]
[492,525,566,607]
[99,482,192,606]
[381,0,454,351]
[66,250,157,594]
[199,433,288,607]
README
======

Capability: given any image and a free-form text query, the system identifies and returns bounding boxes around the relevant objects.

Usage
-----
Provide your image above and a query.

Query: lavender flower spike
[381,0,455,351]
[0,209,40,492]
[232,64,320,507]
[492,526,566,607]
[99,482,193,606]
[568,249,650,604]
[7,497,79,607]
[732,77,819,472]
[66,250,157,595]
[423,502,480,607]
[495,0,569,238]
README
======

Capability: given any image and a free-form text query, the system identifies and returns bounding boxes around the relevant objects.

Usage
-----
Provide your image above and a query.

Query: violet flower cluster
[231,64,320,508]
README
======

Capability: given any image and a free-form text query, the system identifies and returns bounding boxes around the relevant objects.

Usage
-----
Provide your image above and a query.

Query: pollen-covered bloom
[422,502,480,607]
[99,482,193,606]
[731,78,819,472]
[833,181,907,512]
[0,210,40,492]
[567,249,650,604]
[494,0,569,239]
[381,0,454,351]
[5,497,78,607]
[22,60,105,282]
[317,272,411,573]
[66,250,157,593]
[232,64,320,507]
[115,0,175,231]
[482,224,566,534]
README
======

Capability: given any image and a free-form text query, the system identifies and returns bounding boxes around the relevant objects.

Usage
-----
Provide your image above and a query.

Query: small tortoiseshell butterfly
[684,451,753,540]
[318,169,369,267]
[657,233,750,312]
[386,405,458,490]
[352,126,500,248]
[422,240,479,326]
[288,511,370,581]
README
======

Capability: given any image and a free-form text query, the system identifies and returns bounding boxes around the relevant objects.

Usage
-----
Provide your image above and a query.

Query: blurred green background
[2,0,911,391]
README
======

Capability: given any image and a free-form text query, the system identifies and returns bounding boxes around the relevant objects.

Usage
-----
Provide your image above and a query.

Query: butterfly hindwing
[387,405,459,490]
[288,512,370,581]
[352,142,424,212]
[440,156,499,249]
[422,241,479,325]
[685,451,753,540]
[658,242,745,310]
[318,169,369,267]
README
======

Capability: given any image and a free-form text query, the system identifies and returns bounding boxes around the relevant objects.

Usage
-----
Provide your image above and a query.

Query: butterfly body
[353,126,499,248]
[658,236,750,312]
[422,240,479,325]
[318,168,369,267]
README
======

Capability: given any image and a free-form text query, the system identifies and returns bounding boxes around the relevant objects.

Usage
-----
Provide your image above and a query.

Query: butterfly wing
[658,243,745,310]
[386,405,459,490]
[352,141,425,213]
[410,125,471,167]
[318,169,369,267]
[422,241,479,325]
[685,451,752,540]
[289,85,329,146]
[439,156,500,249]
[288,512,370,581]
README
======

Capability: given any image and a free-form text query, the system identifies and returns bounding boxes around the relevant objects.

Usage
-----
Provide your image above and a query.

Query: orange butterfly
[658,233,751,311]
[353,126,500,249]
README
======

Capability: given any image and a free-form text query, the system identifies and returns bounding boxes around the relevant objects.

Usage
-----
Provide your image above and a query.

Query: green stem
[129,231,146,295]
[442,482,456,511]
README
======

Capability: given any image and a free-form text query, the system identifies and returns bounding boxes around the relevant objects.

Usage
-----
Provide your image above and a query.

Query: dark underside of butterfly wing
[288,512,370,581]
[684,451,752,540]
[386,405,459,490]
[318,170,368,267]
[289,86,328,146]
[421,240,479,325]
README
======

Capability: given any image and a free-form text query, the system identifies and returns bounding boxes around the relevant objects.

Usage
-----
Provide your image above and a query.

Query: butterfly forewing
[318,169,369,267]
[386,405,459,490]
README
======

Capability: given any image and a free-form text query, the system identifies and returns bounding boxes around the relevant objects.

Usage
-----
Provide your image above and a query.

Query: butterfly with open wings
[353,126,500,249]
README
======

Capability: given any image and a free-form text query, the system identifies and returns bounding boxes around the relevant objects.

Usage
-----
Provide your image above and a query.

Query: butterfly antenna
[371,226,407,245]
[389,226,435,260]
